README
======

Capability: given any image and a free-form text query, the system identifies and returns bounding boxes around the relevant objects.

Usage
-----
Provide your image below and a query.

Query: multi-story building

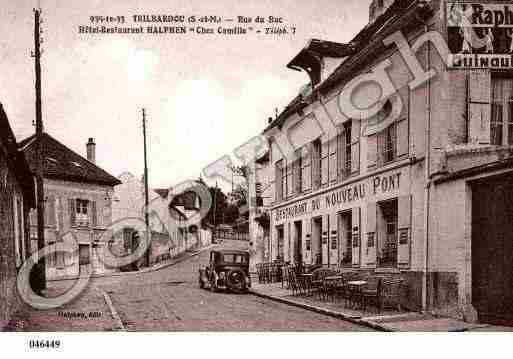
[0,103,36,328]
[263,0,513,325]
[20,135,121,279]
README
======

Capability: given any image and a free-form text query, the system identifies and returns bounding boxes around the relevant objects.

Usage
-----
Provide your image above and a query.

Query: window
[222,254,247,264]
[383,122,397,163]
[491,77,513,145]
[378,199,398,268]
[76,199,89,226]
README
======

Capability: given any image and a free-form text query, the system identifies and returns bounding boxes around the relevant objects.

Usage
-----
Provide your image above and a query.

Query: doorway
[338,211,352,267]
[78,244,90,274]
[472,174,513,325]
[312,217,323,265]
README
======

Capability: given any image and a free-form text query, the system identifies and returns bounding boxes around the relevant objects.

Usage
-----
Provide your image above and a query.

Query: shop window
[377,199,398,268]
[491,77,513,146]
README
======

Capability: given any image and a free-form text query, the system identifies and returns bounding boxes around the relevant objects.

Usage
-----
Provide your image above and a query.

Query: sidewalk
[250,282,511,332]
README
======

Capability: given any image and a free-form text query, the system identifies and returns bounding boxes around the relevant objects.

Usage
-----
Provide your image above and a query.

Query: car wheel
[210,277,217,292]
[226,269,246,294]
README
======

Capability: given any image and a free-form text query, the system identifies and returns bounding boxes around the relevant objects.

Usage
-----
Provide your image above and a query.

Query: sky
[0,0,370,190]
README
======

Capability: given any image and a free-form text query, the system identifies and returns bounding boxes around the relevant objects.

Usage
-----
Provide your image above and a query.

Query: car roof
[212,250,249,255]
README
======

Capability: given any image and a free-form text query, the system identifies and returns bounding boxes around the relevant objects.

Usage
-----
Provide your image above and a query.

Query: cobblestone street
[13,242,372,331]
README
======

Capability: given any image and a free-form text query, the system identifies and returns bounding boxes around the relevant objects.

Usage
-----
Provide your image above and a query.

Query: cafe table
[299,273,313,295]
[347,280,367,308]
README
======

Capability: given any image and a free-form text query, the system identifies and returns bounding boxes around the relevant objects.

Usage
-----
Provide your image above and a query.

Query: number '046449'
[29,340,61,349]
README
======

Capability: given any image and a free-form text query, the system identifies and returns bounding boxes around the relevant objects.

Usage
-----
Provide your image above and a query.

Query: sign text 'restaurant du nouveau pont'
[274,172,402,222]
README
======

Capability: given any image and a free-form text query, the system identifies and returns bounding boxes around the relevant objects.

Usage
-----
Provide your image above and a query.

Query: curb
[249,289,393,332]
[99,287,126,331]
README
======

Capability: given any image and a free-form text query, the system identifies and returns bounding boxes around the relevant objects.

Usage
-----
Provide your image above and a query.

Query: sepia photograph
[0,0,512,356]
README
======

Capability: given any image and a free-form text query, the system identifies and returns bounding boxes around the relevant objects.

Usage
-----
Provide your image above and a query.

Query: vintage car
[199,250,251,293]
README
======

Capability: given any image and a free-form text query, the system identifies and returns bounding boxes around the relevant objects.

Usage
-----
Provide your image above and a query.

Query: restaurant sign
[447,2,513,69]
[274,172,402,223]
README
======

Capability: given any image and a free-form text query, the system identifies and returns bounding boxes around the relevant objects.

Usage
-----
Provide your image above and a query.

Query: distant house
[20,134,121,279]
[0,103,36,328]
[112,176,212,266]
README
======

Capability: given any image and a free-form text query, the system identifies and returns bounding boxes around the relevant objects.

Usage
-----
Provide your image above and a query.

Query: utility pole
[142,108,150,266]
[33,7,46,292]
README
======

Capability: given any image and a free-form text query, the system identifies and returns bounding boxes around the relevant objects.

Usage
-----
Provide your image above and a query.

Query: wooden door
[472,175,513,325]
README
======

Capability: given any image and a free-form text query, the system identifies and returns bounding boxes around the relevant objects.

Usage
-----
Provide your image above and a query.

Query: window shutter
[351,119,360,174]
[352,206,361,267]
[397,195,412,268]
[468,70,491,144]
[396,86,409,157]
[337,130,346,179]
[294,150,302,194]
[329,138,338,183]
[329,212,338,266]
[69,199,76,227]
[321,215,329,265]
[46,195,55,226]
[91,201,97,227]
[377,130,386,167]
[366,202,377,267]
[367,134,378,168]
[312,141,321,190]
[321,141,329,186]
[275,161,282,201]
[301,146,311,192]
[13,197,21,268]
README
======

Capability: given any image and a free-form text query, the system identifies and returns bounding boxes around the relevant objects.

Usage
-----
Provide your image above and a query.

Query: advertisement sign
[447,2,513,69]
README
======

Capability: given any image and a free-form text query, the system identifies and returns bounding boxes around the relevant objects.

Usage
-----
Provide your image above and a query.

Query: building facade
[0,103,36,328]
[263,0,513,325]
[20,134,121,280]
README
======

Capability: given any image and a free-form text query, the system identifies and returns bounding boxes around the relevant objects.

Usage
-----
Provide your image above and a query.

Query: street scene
[1,0,513,344]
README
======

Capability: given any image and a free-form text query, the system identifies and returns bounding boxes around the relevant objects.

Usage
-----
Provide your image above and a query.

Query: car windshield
[222,254,247,264]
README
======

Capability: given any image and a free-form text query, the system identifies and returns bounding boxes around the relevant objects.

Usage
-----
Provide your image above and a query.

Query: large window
[377,199,398,268]
[343,122,352,176]
[491,77,513,146]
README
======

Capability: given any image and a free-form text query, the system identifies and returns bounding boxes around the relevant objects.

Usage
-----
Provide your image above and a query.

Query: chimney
[86,137,96,163]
